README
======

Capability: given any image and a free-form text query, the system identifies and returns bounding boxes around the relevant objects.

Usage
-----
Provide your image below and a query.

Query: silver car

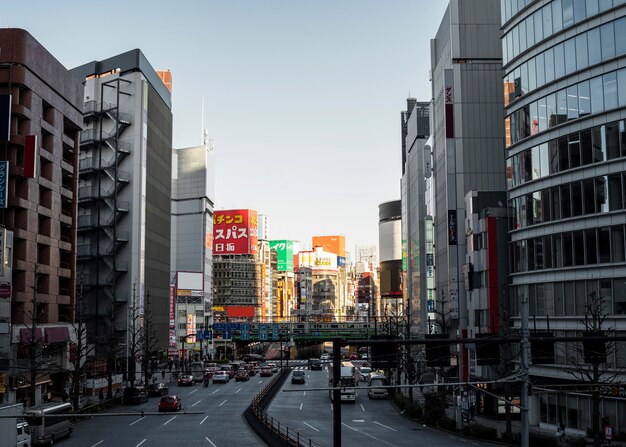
[212,371,230,383]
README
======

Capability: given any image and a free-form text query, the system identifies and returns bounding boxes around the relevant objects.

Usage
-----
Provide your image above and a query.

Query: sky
[2,0,448,252]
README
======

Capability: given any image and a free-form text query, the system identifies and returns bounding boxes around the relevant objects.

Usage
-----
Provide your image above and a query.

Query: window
[536,52,545,86]
[588,28,602,65]
[549,139,559,173]
[557,89,568,124]
[552,187,562,220]
[558,137,569,171]
[604,72,618,110]
[575,33,588,70]
[554,281,564,316]
[544,47,555,83]
[534,9,544,43]
[586,230,597,264]
[553,0,564,32]
[563,233,573,266]
[528,57,537,91]
[538,97,548,131]
[596,176,608,213]
[542,189,552,221]
[613,226,625,262]
[543,5,553,37]
[586,0,599,16]
[592,125,605,162]
[567,85,578,120]
[614,279,626,314]
[618,69,626,107]
[572,182,583,216]
[561,185,572,218]
[564,38,577,75]
[583,179,596,214]
[601,22,615,61]
[527,14,536,48]
[563,0,574,27]
[569,135,581,168]
[578,80,591,117]
[554,234,563,267]
[574,0,587,22]
[609,174,622,210]
[581,129,593,165]
[590,76,604,113]
[606,122,620,159]
[546,93,557,126]
[574,231,585,265]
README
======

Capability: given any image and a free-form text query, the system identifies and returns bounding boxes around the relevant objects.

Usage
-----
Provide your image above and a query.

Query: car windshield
[361,368,372,374]
[370,378,386,387]
[293,371,305,377]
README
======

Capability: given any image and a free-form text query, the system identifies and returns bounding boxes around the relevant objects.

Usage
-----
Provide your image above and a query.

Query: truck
[190,361,205,383]
[329,361,356,403]
[0,403,23,447]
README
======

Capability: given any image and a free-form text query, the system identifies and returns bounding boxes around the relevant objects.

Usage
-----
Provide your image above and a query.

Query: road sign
[228,323,241,331]
[272,323,279,340]
[206,330,213,340]
[241,329,250,341]
[223,329,231,339]
[212,323,226,331]
[259,324,268,341]
[259,332,268,341]
[196,331,204,341]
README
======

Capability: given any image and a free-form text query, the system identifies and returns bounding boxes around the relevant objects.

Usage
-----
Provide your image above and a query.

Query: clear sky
[2,0,448,252]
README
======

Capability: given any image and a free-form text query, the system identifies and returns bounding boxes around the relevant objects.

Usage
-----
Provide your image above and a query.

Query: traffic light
[582,331,607,364]
[425,334,450,367]
[475,333,500,366]
[530,331,555,364]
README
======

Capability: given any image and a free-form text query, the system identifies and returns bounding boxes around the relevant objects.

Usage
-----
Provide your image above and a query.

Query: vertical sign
[187,314,196,344]
[448,210,458,245]
[213,209,258,255]
[24,135,38,178]
[0,95,11,141]
[444,69,454,138]
[169,286,176,347]
[0,161,8,209]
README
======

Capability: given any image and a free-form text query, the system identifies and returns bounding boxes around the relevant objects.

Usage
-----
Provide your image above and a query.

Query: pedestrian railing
[247,368,325,447]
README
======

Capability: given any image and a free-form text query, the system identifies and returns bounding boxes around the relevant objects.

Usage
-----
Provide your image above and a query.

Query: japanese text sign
[213,209,258,255]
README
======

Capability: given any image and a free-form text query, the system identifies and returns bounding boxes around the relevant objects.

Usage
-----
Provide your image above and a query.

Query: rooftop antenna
[202,96,214,151]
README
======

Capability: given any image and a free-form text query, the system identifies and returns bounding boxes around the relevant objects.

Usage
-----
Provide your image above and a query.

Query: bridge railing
[245,368,325,447]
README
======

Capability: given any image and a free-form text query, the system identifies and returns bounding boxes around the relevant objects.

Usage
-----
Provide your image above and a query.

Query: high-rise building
[502,0,626,430]
[379,201,403,318]
[430,0,504,381]
[400,99,430,334]
[171,142,215,358]
[72,49,173,367]
[0,29,84,405]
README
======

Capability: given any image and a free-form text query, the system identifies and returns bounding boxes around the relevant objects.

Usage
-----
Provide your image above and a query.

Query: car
[349,354,359,360]
[158,395,181,412]
[177,375,194,387]
[212,371,230,383]
[267,363,279,373]
[357,367,372,382]
[246,365,257,376]
[308,358,322,370]
[259,367,273,377]
[220,365,235,378]
[123,386,149,404]
[147,382,169,397]
[320,353,330,361]
[291,370,306,384]
[235,370,250,381]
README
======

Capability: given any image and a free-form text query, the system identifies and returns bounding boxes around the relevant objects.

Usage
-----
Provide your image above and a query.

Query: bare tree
[127,283,142,387]
[140,291,159,386]
[67,271,94,409]
[565,291,617,447]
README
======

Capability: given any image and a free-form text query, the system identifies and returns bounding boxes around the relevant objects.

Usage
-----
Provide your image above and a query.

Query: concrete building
[171,142,215,358]
[430,0,504,381]
[72,49,173,369]
[0,29,84,405]
[502,0,626,431]
[400,99,430,334]
[379,201,403,320]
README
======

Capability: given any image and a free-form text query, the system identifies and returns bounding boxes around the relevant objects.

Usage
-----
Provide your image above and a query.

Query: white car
[212,371,230,383]
[320,353,330,361]
[267,363,279,373]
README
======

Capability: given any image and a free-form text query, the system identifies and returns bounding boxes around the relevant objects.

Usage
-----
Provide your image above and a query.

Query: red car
[158,395,181,412]
[235,370,250,381]
[260,367,272,377]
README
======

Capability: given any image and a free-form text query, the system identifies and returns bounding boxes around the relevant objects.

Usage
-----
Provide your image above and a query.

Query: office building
[502,0,626,431]
[430,0,504,381]
[72,49,173,368]
[171,142,215,358]
[0,29,84,405]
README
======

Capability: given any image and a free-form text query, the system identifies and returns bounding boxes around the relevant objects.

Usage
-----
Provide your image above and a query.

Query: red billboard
[213,209,258,255]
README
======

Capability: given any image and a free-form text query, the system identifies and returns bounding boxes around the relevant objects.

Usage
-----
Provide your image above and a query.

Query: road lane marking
[205,437,217,447]
[330,403,333,412]
[236,388,242,394]
[200,415,209,425]
[136,440,147,447]
[342,422,399,447]
[258,380,262,384]
[303,421,319,432]
[90,442,104,447]
[299,402,303,410]
[303,391,306,397]
[353,419,365,422]
[192,400,202,407]
[218,399,227,407]
[164,416,176,425]
[189,388,198,395]
[211,389,219,394]
[129,417,144,426]
[374,421,398,431]
[360,404,365,412]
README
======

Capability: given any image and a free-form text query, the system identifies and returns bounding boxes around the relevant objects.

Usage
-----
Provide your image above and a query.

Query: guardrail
[244,368,325,447]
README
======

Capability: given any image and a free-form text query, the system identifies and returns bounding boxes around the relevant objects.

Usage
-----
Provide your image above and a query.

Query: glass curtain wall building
[502,0,626,432]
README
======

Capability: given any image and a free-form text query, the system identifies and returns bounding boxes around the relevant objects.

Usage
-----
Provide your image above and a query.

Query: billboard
[299,248,338,271]
[186,314,196,343]
[213,209,258,255]
[270,240,294,271]
[312,235,346,257]
[169,286,176,347]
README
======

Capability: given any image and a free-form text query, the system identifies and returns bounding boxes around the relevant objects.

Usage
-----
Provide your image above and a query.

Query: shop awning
[19,328,43,344]
[45,327,70,344]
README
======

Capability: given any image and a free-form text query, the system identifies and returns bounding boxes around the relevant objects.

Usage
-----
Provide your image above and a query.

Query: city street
[62,373,268,447]
[268,361,501,447]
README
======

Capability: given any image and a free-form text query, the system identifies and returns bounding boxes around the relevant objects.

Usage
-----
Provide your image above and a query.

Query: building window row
[510,224,625,272]
[510,172,626,230]
[506,67,626,146]
[507,120,626,189]
[503,0,626,65]
[505,16,626,101]
[511,278,626,316]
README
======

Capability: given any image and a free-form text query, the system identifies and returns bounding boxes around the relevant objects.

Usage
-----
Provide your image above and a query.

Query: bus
[24,402,72,446]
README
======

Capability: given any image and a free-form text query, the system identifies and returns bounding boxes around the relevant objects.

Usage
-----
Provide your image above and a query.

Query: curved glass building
[502,0,626,431]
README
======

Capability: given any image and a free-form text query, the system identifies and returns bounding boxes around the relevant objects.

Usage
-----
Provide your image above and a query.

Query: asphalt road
[61,372,270,447]
[267,360,502,447]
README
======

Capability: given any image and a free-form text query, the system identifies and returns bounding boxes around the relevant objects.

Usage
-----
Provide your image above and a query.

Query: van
[24,402,72,446]
[123,386,149,405]
[17,421,30,447]
[367,373,388,399]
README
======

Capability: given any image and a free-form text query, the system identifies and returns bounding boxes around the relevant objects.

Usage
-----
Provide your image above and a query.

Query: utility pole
[521,291,530,447]
[332,339,341,447]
